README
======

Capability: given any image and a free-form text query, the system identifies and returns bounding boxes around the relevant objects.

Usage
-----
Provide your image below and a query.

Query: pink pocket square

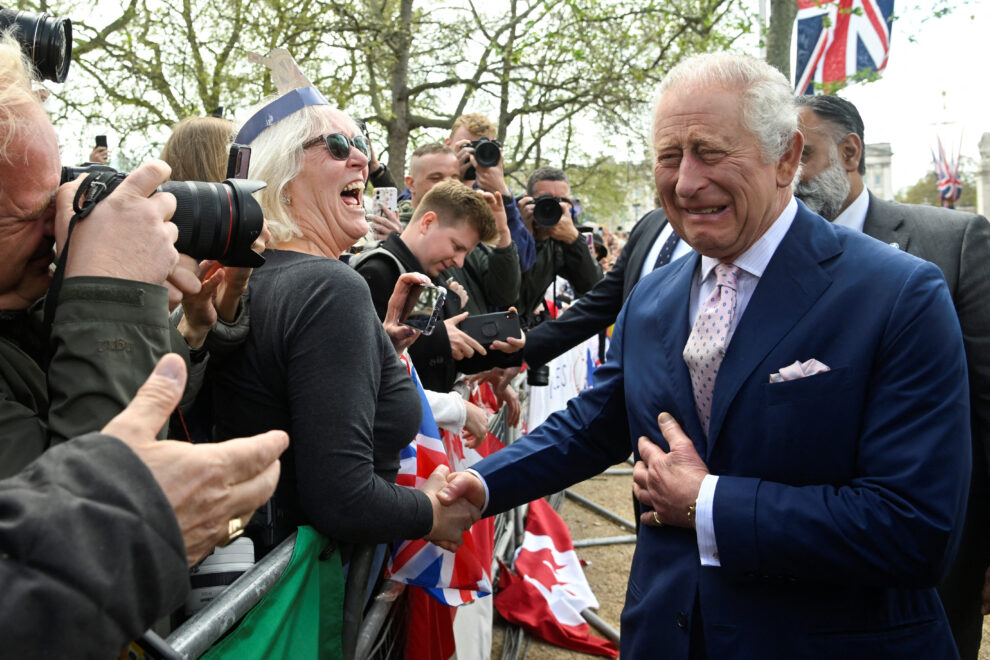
[769,359,831,383]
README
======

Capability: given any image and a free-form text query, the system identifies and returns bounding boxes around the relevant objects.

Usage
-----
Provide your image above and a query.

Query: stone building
[864,142,894,201]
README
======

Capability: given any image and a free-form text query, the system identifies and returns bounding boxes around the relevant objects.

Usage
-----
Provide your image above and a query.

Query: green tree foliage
[895,168,977,209]
[30,0,752,178]
[316,0,754,181]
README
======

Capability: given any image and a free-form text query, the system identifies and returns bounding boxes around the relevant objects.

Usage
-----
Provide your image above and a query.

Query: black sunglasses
[302,133,370,160]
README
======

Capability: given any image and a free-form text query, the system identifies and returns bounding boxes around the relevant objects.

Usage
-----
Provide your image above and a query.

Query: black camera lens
[532,194,563,227]
[0,7,72,83]
[470,137,501,168]
[61,165,266,267]
[163,179,265,267]
[527,363,550,387]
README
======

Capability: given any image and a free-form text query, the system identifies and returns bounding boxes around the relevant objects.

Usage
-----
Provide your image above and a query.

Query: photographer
[446,112,535,272]
[401,143,521,317]
[0,33,207,478]
[515,167,602,329]
[0,30,286,657]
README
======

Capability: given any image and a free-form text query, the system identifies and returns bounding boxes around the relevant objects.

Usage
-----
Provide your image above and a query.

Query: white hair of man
[653,53,799,165]
[239,101,359,245]
[0,32,44,163]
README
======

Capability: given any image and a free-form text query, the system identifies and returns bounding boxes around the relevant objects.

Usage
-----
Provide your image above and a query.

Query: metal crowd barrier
[165,531,298,659]
[160,372,620,659]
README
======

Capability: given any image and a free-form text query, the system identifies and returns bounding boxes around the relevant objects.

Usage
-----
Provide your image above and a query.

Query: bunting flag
[494,498,618,658]
[931,136,963,208]
[794,0,895,94]
[387,356,496,606]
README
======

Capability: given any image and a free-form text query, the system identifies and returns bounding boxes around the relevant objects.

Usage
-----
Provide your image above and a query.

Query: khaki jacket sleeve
[46,277,172,445]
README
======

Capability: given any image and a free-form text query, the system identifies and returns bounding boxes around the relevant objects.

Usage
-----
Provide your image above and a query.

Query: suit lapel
[655,252,707,446]
[705,207,841,455]
[863,192,910,252]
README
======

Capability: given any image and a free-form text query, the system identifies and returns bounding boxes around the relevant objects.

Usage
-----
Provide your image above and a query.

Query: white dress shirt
[831,186,869,232]
[694,197,798,566]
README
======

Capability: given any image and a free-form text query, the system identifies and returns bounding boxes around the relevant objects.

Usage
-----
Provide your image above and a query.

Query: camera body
[60,164,267,267]
[463,137,501,181]
[469,137,501,168]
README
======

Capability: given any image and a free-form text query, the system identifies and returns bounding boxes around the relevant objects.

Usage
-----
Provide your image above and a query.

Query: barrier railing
[165,531,297,659]
[161,344,620,658]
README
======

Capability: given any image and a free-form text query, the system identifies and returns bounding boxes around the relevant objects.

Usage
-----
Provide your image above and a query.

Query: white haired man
[0,34,286,656]
[441,53,970,658]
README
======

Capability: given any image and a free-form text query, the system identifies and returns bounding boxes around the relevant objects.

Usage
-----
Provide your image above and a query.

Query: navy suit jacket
[476,202,971,659]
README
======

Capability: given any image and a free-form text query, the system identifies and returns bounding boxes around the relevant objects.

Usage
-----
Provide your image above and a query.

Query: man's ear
[776,131,804,188]
[404,175,415,195]
[838,133,863,174]
[419,211,437,235]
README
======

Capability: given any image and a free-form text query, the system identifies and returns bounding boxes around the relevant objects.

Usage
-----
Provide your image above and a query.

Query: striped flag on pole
[932,136,963,208]
[794,0,894,94]
[387,356,495,606]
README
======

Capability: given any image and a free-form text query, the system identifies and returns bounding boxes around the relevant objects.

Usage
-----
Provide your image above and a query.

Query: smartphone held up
[399,283,447,336]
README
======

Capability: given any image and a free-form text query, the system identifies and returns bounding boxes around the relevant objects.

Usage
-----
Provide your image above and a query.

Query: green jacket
[0,277,176,478]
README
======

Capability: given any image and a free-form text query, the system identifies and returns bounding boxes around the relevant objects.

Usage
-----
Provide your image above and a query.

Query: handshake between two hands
[416,412,713,552]
[419,467,487,552]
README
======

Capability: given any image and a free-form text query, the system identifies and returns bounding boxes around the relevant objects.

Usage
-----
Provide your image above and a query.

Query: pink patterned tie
[683,263,739,435]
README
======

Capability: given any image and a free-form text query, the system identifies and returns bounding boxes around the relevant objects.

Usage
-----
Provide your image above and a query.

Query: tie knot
[714,263,739,290]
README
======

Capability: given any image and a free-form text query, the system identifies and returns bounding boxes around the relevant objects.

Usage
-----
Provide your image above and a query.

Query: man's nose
[674,153,707,199]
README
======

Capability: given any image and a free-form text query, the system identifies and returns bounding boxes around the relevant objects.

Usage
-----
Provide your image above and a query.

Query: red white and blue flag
[387,356,497,606]
[793,0,895,94]
[932,136,963,207]
[494,498,618,657]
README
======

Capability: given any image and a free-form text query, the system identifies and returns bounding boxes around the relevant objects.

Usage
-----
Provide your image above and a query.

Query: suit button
[676,611,689,629]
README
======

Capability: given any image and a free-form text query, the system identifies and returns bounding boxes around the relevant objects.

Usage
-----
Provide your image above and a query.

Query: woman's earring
[280,193,291,206]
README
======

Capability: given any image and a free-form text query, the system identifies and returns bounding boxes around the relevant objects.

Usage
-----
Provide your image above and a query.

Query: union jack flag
[794,0,895,94]
[387,355,499,606]
[932,136,963,208]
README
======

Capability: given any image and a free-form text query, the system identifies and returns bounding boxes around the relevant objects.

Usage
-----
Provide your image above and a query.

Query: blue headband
[235,86,329,145]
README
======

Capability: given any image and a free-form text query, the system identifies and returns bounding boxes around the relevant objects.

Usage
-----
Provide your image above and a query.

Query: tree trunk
[765,0,797,80]
[387,0,415,184]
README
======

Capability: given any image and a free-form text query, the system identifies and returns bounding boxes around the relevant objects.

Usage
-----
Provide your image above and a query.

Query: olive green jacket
[0,277,176,478]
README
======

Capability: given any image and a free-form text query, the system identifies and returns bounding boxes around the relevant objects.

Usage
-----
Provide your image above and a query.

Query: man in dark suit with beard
[795,93,990,660]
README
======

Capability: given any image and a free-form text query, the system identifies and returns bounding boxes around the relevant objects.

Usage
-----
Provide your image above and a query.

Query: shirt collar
[699,196,798,282]
[832,186,869,232]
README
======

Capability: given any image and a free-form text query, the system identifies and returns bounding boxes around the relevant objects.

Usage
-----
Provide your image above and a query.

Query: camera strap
[42,172,118,361]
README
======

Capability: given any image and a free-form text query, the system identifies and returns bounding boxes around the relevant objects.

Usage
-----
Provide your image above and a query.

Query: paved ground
[494,466,990,659]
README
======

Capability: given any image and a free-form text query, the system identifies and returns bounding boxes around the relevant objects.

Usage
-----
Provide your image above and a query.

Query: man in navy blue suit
[439,53,971,659]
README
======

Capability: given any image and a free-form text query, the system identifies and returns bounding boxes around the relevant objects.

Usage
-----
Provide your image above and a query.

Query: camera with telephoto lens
[469,137,501,168]
[463,137,501,180]
[530,193,566,227]
[60,164,267,267]
[0,6,71,83]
